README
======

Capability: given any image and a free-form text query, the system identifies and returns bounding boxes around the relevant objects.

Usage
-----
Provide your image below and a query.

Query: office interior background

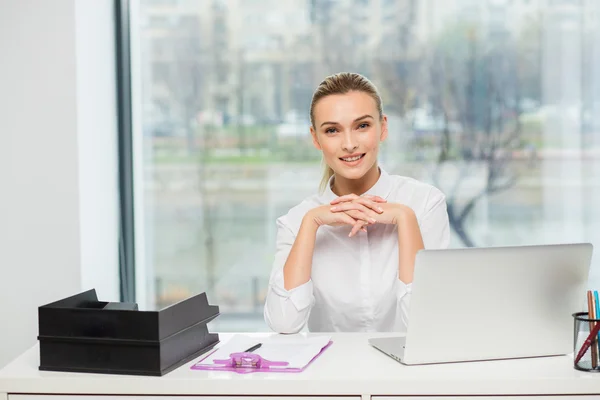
[2,0,600,368]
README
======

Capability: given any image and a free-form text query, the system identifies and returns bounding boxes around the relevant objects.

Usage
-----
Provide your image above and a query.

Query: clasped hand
[310,193,404,237]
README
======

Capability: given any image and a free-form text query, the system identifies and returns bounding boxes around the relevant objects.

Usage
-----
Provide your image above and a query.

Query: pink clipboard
[190,340,333,374]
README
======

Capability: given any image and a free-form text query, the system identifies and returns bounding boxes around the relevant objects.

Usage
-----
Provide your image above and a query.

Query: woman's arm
[392,191,450,330]
[394,206,425,284]
[264,205,373,333]
[326,190,450,331]
[284,203,383,289]
[328,198,425,283]
[282,214,320,290]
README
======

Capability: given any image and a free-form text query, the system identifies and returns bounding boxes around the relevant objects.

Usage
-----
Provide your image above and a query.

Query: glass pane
[130,0,600,330]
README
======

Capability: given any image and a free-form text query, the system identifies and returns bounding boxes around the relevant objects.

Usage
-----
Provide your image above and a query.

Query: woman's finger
[353,198,385,214]
[344,209,376,225]
[362,194,387,203]
[331,202,378,221]
[330,193,359,205]
[337,212,358,226]
[349,221,366,237]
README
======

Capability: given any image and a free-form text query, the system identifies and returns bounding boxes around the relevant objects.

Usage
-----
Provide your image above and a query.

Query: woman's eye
[325,127,337,134]
[358,123,370,129]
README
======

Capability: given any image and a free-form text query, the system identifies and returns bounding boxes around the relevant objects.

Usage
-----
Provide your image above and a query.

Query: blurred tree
[426,23,525,247]
[151,12,221,293]
[515,14,542,106]
[158,15,205,155]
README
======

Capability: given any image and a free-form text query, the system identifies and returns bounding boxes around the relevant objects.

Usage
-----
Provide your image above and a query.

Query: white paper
[197,334,331,369]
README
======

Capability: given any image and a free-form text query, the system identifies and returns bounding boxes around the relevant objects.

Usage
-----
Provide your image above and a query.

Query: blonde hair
[309,72,384,192]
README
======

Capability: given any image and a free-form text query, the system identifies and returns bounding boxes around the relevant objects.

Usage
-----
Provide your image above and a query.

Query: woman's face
[310,91,388,181]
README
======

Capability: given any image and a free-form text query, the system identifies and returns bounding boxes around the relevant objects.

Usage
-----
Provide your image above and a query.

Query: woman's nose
[342,133,358,152]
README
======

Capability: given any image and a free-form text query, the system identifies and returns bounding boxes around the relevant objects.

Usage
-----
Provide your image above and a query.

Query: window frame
[115,0,136,303]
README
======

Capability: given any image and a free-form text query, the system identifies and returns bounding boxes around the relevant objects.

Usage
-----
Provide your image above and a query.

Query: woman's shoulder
[387,174,446,213]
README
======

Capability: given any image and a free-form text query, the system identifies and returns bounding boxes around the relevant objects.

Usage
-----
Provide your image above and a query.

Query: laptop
[369,243,593,365]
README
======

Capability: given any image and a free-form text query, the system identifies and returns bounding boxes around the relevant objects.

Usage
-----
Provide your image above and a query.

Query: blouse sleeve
[263,216,315,333]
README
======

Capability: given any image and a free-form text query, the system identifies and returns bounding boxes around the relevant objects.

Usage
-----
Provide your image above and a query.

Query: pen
[242,343,262,353]
[587,291,597,368]
[593,290,600,362]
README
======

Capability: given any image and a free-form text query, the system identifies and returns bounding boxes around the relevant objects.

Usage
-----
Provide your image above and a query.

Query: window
[126,0,600,330]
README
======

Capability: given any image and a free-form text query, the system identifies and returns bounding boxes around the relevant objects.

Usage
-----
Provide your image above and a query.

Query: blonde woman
[264,72,450,333]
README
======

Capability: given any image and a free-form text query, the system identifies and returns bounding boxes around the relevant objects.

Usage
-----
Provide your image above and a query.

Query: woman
[264,72,450,333]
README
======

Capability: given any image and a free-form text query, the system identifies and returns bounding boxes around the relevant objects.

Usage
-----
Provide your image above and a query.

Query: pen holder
[573,312,600,372]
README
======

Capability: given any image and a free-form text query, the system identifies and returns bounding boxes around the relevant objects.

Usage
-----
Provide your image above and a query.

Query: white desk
[1,333,599,400]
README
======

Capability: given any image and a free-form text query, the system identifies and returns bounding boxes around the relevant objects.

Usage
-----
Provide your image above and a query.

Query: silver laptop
[369,243,593,365]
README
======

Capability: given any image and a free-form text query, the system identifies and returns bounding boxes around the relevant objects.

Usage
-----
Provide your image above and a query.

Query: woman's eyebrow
[353,114,374,122]
[319,114,374,128]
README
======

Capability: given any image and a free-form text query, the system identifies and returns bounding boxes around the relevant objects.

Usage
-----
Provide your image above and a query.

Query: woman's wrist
[302,209,322,232]
[391,204,416,225]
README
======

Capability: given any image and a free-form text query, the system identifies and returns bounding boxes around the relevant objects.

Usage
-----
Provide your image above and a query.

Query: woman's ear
[310,126,322,150]
[380,115,389,142]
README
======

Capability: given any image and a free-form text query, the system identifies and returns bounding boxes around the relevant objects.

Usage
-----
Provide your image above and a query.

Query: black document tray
[37,289,220,376]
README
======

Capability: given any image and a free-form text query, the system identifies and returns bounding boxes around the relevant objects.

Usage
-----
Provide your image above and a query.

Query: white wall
[0,0,119,369]
[75,0,120,301]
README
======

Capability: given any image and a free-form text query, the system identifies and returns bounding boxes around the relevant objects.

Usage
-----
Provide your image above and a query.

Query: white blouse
[264,168,450,333]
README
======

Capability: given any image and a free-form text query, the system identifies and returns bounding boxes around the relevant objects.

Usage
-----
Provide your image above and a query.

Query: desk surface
[0,333,598,396]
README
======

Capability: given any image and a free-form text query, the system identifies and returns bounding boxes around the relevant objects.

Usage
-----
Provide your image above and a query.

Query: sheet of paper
[197,334,331,369]
[254,334,331,369]
[200,335,258,364]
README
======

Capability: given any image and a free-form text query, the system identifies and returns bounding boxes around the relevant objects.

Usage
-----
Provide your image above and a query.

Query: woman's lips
[339,153,366,166]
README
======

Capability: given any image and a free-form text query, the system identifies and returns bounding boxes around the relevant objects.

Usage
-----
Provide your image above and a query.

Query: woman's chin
[332,164,369,181]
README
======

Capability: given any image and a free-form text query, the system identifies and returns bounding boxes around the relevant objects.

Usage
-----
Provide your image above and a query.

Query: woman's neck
[331,164,380,196]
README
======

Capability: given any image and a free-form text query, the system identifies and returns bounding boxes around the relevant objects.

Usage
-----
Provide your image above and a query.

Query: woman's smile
[339,152,366,167]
